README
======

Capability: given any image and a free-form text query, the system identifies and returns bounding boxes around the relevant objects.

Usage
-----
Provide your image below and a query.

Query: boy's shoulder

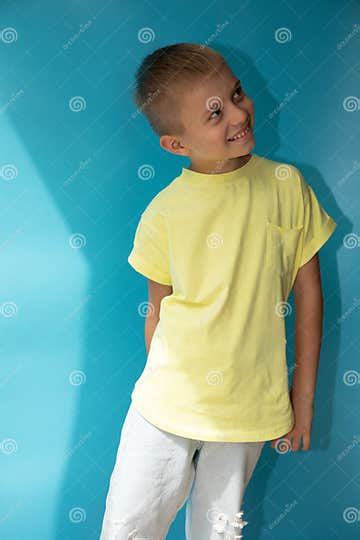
[138,171,185,217]
[256,154,303,184]
[257,154,309,203]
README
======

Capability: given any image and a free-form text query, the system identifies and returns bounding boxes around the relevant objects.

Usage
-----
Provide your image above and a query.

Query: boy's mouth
[227,119,252,142]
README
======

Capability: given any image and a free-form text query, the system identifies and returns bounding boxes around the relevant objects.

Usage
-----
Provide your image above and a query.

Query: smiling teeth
[228,123,251,141]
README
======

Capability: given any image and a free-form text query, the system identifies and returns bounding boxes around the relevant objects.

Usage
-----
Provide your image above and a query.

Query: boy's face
[160,63,255,172]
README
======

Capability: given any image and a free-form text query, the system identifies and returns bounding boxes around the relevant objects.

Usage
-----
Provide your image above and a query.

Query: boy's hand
[270,393,314,452]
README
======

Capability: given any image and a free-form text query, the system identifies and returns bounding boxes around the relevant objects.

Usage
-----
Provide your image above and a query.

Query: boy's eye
[234,86,244,99]
[209,86,244,120]
[209,108,222,120]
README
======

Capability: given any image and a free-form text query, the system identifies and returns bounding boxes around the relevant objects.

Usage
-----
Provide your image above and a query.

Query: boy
[100,43,337,539]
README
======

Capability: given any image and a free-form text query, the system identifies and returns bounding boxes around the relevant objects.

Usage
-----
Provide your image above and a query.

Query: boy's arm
[291,252,323,450]
[271,252,323,452]
[293,252,323,403]
[145,278,173,355]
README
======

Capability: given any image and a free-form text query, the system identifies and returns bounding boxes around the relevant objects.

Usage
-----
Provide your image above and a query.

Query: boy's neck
[188,154,252,175]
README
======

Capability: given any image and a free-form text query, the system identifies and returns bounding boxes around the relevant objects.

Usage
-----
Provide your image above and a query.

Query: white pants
[100,401,265,540]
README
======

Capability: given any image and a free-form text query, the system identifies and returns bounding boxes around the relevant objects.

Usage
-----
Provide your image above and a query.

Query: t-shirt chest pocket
[266,221,304,298]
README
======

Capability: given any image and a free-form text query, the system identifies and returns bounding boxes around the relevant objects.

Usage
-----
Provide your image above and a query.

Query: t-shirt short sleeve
[297,170,337,268]
[127,203,172,285]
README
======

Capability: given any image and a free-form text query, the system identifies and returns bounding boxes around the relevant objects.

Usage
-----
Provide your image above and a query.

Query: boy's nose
[229,105,250,127]
[229,113,251,132]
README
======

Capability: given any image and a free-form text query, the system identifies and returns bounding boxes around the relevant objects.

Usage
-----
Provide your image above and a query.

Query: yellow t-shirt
[127,153,337,442]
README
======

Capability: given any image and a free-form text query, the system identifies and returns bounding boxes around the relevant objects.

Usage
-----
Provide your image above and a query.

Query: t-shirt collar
[178,154,258,185]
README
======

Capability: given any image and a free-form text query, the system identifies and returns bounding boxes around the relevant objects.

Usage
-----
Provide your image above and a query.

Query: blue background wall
[0,1,359,538]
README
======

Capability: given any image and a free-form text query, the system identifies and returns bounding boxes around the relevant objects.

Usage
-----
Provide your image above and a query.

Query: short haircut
[132,42,226,137]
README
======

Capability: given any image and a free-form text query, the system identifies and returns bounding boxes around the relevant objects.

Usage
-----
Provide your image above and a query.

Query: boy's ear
[159,135,186,155]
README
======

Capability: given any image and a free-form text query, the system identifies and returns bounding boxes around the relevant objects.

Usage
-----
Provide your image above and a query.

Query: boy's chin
[226,149,252,158]
[227,139,255,155]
